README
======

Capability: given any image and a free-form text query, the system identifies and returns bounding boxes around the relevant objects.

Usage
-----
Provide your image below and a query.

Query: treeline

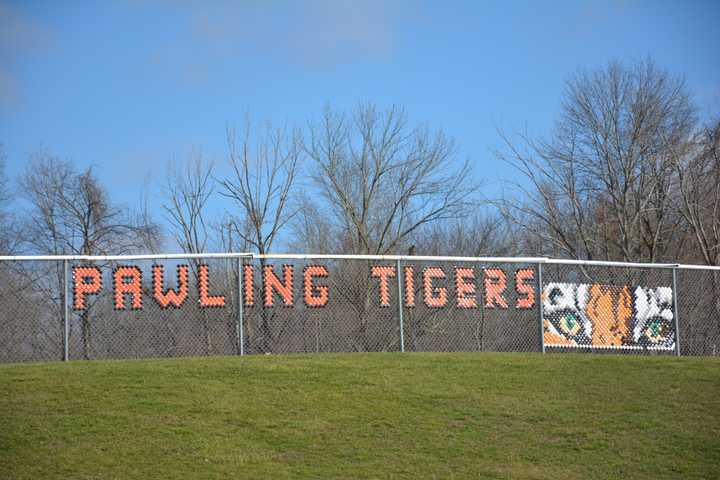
[2,59,718,265]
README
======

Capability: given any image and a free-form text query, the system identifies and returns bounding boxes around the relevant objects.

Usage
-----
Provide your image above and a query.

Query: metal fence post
[63,259,69,362]
[672,266,681,357]
[537,262,545,354]
[237,257,244,356]
[396,258,405,353]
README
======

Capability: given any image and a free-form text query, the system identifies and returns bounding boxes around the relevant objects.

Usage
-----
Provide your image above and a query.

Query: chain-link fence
[0,254,718,362]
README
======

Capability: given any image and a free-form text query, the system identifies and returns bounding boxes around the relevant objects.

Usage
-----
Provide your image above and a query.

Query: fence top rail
[544,258,679,269]
[0,252,718,270]
[252,254,717,270]
[675,263,720,271]
[0,253,254,262]
[255,253,547,263]
[545,259,720,270]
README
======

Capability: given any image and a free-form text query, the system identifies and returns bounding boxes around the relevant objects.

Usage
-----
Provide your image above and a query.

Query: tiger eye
[561,313,580,335]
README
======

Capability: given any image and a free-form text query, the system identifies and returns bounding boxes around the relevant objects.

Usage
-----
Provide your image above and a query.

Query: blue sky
[1,0,719,247]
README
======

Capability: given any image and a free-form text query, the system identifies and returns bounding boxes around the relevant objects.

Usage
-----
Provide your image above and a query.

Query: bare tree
[303,103,476,255]
[220,124,301,256]
[495,60,696,262]
[219,122,301,352]
[21,155,160,257]
[0,144,20,255]
[409,212,517,257]
[162,153,217,353]
[301,103,477,350]
[0,146,39,360]
[19,154,161,359]
[289,194,340,253]
[673,118,720,266]
[669,117,720,355]
[163,153,215,256]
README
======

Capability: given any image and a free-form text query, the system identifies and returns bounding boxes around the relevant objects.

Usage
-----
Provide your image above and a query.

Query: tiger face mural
[542,283,675,350]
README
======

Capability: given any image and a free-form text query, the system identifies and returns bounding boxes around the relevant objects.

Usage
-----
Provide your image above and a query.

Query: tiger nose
[587,285,632,346]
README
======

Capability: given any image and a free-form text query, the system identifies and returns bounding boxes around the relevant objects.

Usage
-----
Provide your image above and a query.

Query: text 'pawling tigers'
[71,264,537,311]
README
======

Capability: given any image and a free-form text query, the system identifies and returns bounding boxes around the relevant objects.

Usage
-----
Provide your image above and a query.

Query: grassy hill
[1,353,718,479]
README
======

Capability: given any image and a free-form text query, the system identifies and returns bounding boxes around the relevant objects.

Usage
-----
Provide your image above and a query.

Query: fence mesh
[0,260,63,362]
[0,255,718,362]
[402,260,540,353]
[242,258,402,354]
[67,257,242,360]
[676,268,720,356]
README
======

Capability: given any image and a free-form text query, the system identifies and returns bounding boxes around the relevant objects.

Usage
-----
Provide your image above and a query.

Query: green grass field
[1,353,718,479]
